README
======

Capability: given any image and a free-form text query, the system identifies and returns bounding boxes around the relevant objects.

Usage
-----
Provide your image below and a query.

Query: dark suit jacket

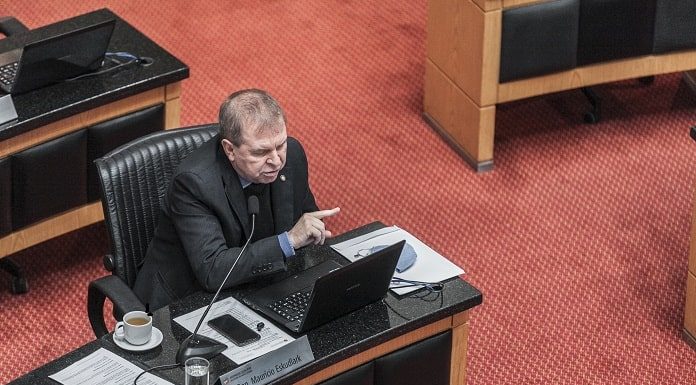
[133,135,318,310]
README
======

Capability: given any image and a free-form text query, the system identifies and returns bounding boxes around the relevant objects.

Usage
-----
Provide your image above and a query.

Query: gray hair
[218,89,286,146]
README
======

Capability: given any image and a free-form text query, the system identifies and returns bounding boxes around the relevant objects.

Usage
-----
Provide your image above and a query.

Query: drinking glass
[185,357,209,385]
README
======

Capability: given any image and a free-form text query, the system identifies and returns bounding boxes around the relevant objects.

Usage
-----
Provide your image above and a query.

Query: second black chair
[87,124,218,338]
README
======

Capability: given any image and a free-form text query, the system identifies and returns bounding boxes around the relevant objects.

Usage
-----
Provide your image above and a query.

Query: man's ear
[220,139,235,161]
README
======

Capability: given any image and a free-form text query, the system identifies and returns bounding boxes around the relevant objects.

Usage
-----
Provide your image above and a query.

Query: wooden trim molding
[0,87,166,158]
[452,310,470,327]
[473,0,551,12]
[164,81,182,129]
[472,0,499,12]
[450,321,470,385]
[502,0,550,9]
[0,202,103,258]
[293,317,452,385]
[497,51,696,103]
[685,272,696,340]
[165,82,182,101]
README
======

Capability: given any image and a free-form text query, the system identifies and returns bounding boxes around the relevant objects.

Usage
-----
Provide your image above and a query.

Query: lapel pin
[280,174,286,182]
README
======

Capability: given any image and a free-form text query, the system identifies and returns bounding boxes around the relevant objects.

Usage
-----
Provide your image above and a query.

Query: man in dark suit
[133,89,339,310]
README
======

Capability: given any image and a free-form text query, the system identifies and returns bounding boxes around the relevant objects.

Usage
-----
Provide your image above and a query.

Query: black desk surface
[0,8,189,141]
[8,223,482,385]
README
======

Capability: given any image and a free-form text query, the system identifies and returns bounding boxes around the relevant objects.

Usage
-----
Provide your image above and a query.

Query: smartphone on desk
[208,314,261,346]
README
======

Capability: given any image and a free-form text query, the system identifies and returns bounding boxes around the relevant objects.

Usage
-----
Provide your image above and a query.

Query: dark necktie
[245,183,265,195]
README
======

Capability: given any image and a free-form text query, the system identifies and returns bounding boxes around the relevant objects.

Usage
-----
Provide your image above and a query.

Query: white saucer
[113,327,163,352]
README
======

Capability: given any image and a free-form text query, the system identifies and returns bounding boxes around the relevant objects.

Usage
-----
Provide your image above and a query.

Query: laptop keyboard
[0,62,18,86]
[268,289,311,322]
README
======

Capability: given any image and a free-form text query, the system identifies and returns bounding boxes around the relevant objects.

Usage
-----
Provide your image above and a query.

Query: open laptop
[0,18,115,94]
[243,240,405,333]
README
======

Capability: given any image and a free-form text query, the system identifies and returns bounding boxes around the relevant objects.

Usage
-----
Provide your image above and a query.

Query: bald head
[218,89,286,146]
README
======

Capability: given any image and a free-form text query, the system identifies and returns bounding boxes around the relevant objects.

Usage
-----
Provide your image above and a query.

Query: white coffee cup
[114,310,152,345]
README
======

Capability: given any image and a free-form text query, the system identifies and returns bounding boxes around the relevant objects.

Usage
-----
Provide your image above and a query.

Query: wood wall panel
[498,52,696,103]
[427,0,501,106]
[424,59,495,164]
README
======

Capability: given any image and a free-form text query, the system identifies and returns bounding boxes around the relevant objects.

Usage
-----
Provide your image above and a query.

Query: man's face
[222,122,288,184]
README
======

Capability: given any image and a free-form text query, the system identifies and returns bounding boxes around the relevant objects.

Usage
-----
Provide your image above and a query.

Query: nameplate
[215,335,314,385]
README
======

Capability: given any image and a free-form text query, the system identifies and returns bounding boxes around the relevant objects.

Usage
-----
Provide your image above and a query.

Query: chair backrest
[95,124,218,287]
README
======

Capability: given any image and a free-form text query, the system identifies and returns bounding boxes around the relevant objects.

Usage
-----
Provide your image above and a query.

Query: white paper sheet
[49,347,173,385]
[173,296,294,364]
[331,225,465,295]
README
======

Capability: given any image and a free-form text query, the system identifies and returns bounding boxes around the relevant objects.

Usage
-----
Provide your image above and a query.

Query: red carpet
[2,1,696,384]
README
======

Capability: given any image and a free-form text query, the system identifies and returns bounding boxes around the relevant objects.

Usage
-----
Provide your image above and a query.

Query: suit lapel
[217,146,251,239]
[271,167,294,233]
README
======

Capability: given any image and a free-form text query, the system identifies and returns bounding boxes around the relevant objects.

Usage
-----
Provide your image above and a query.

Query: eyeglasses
[354,244,390,259]
[354,248,374,259]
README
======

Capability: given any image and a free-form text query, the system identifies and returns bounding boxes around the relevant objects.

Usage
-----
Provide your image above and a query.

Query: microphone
[176,195,260,364]
[247,194,259,217]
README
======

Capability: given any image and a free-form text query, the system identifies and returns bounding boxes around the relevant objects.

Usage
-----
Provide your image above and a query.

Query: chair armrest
[87,275,145,338]
[0,17,29,37]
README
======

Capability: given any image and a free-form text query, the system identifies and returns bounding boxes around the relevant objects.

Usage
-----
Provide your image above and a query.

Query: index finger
[308,207,341,219]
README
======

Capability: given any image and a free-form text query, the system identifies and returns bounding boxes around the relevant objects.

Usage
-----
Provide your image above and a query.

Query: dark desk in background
[0,9,188,267]
[8,223,483,385]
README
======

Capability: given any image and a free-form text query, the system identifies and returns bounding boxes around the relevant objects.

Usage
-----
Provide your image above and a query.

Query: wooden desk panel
[294,317,454,385]
[0,82,181,259]
[426,0,501,107]
[424,0,696,171]
[0,9,188,262]
[685,178,696,348]
[497,51,696,104]
[294,311,472,385]
[685,272,696,346]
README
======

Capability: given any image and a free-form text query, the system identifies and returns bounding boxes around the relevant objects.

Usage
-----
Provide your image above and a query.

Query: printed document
[331,225,464,295]
[173,296,294,364]
[49,347,173,385]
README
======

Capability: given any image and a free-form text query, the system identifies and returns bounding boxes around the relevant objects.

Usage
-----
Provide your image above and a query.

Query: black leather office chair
[87,124,218,338]
[0,16,30,294]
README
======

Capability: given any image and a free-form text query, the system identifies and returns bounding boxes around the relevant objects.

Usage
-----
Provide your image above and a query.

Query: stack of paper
[50,348,173,385]
[173,297,295,364]
[331,226,465,295]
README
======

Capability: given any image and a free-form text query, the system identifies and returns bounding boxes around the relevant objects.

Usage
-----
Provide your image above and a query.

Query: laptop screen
[243,240,405,333]
[12,18,115,94]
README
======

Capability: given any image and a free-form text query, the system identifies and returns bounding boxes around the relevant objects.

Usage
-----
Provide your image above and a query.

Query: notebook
[243,240,405,333]
[0,18,115,94]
